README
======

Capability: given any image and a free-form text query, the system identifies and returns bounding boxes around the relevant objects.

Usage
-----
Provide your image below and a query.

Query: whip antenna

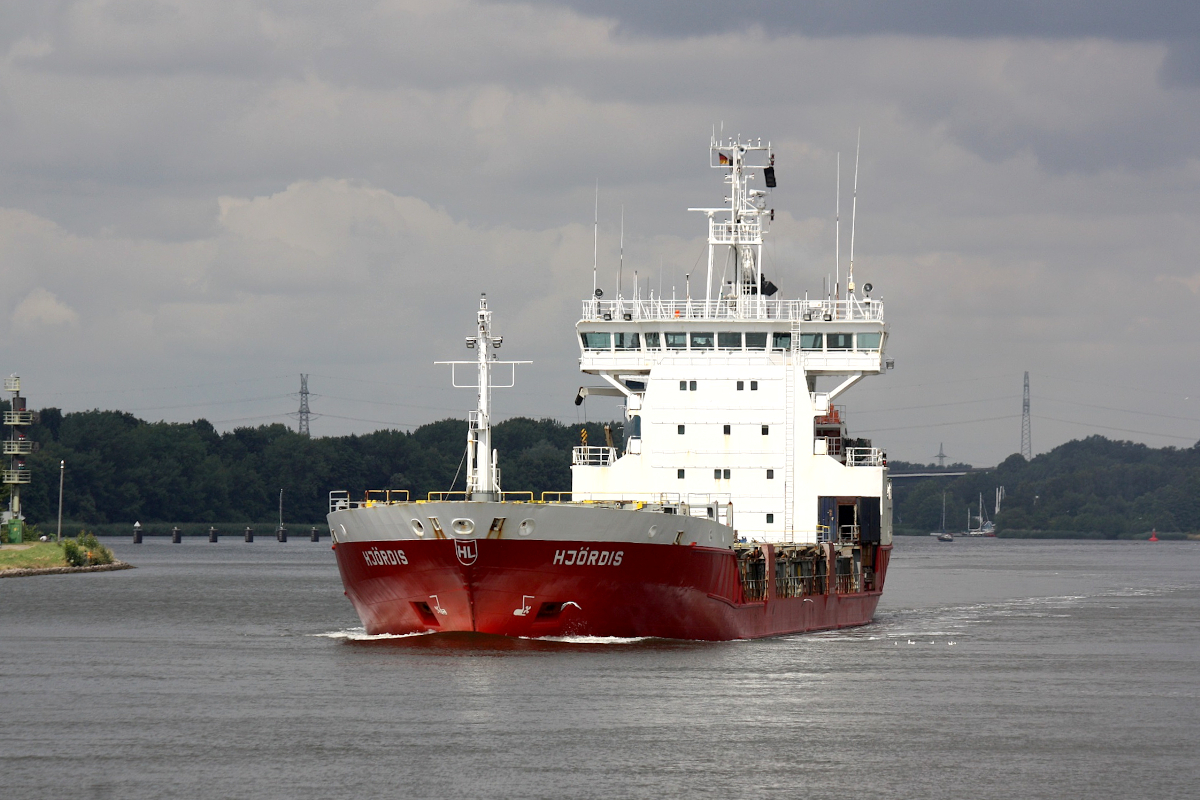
[835,152,840,301]
[849,129,860,295]
[593,182,598,299]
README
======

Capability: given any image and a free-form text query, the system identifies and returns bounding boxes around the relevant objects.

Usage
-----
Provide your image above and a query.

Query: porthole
[410,518,425,537]
[518,518,536,537]
[648,524,659,539]
[451,518,476,536]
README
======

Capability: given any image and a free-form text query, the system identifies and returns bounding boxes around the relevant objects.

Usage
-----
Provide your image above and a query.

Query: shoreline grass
[0,542,68,571]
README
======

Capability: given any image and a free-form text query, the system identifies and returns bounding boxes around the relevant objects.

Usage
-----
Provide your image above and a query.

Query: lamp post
[57,460,64,542]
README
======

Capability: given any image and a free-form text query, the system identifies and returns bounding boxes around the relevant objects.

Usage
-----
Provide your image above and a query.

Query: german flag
[718,152,730,165]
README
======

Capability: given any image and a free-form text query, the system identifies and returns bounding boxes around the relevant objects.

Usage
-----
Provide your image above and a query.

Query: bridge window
[772,332,791,350]
[615,332,640,350]
[856,332,882,350]
[677,469,685,479]
[723,424,731,435]
[766,513,774,524]
[689,380,697,391]
[718,332,742,349]
[745,332,767,350]
[736,380,744,390]
[767,469,774,479]
[690,332,714,349]
[762,425,769,435]
[723,468,731,479]
[714,469,721,479]
[580,332,610,350]
[678,425,685,435]
[800,333,823,350]
[666,332,687,349]
[827,333,853,350]
[751,381,758,390]
[644,332,661,349]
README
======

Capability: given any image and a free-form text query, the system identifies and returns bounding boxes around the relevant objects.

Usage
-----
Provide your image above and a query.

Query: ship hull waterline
[333,539,891,641]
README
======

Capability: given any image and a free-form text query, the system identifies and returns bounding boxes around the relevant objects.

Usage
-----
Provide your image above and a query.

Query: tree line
[892,436,1200,536]
[12,404,613,525]
[8,402,1198,536]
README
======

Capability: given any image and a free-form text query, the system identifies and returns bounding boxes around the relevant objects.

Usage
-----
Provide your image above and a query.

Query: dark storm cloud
[510,0,1200,84]
[510,1,1198,41]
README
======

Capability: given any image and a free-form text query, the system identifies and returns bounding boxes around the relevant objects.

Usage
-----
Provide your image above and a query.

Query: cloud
[12,287,80,331]
[0,1,1198,464]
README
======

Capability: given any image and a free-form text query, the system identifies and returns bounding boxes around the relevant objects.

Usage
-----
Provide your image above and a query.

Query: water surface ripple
[2,537,1196,799]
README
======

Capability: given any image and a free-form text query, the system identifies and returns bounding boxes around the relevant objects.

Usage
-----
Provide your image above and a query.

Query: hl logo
[454,539,478,566]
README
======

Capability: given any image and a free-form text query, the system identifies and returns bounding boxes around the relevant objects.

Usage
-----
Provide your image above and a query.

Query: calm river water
[2,536,1197,799]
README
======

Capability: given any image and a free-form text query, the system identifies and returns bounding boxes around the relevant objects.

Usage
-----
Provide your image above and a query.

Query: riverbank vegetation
[7,403,1198,538]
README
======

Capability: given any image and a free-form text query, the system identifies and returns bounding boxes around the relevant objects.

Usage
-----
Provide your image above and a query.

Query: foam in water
[311,627,433,641]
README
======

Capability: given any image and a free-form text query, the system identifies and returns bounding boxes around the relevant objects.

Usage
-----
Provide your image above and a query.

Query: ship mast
[691,134,774,317]
[436,295,529,501]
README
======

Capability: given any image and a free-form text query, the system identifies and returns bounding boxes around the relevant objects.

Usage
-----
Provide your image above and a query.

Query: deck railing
[572,446,617,466]
[581,297,884,323]
[846,447,885,467]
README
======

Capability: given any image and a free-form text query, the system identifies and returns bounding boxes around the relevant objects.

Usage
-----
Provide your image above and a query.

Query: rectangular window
[736,380,744,391]
[766,513,774,524]
[762,425,769,435]
[772,332,791,350]
[677,425,685,435]
[723,468,731,479]
[745,332,767,350]
[800,332,823,350]
[827,332,853,350]
[714,468,722,479]
[666,332,687,350]
[766,469,774,479]
[679,380,687,391]
[644,331,661,349]
[615,332,641,350]
[580,332,611,350]
[689,380,697,391]
[690,332,715,350]
[723,424,731,435]
[856,332,882,350]
[717,332,742,349]
[750,380,758,391]
[677,469,685,479]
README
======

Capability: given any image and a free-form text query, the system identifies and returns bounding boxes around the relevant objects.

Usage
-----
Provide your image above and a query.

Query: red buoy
[1148,529,1159,542]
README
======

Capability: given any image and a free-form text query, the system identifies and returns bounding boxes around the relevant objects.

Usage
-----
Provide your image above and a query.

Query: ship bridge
[571,134,892,546]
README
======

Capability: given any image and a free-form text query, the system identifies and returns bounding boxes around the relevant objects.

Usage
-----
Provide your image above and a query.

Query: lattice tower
[1020,371,1032,460]
[298,374,311,437]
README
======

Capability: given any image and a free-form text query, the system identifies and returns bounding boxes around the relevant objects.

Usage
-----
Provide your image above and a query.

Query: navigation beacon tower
[3,375,35,544]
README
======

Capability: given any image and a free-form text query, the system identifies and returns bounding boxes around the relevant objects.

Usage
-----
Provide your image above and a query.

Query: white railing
[2,469,31,484]
[2,440,34,455]
[581,297,884,323]
[846,447,885,467]
[710,220,761,244]
[572,446,617,466]
[3,411,33,426]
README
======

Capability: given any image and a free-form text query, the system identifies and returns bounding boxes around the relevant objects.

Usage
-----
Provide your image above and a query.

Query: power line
[1032,414,1199,443]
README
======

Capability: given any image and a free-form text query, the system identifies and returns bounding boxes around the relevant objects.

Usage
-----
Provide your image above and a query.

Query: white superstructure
[571,135,892,545]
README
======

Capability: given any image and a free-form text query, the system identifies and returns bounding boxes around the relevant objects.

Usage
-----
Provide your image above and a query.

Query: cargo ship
[328,134,893,640]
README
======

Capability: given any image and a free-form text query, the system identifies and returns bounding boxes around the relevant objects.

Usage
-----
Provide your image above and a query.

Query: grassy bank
[0,542,69,571]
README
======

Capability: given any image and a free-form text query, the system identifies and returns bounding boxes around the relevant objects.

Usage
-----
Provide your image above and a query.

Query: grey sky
[1,0,1197,467]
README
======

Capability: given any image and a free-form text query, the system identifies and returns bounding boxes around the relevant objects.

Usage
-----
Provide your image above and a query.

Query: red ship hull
[334,539,891,641]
